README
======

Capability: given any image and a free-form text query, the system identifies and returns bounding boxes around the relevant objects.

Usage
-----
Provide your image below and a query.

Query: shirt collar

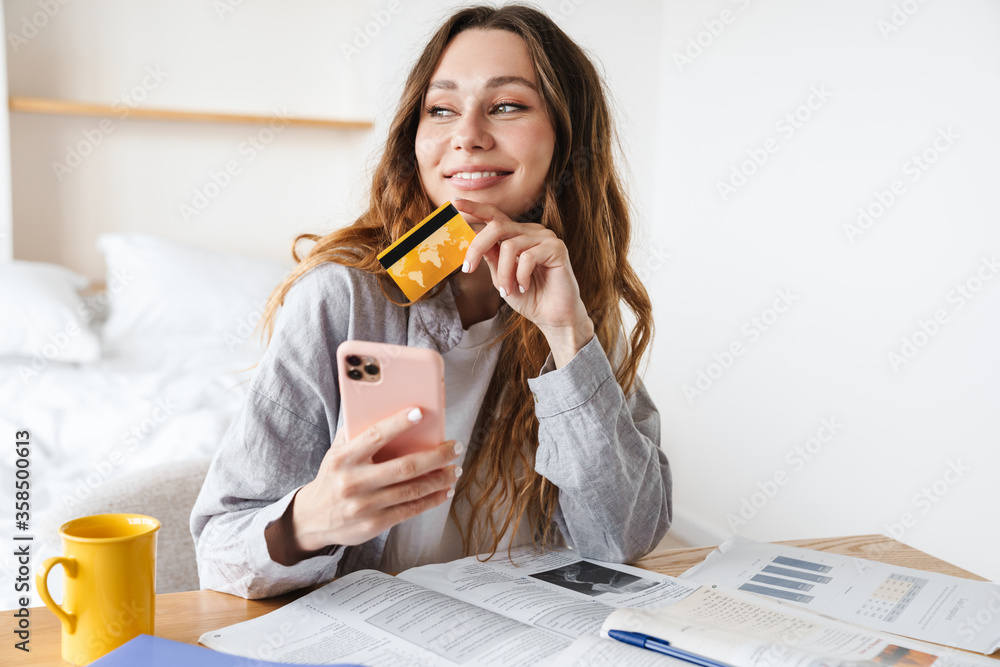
[407,278,464,354]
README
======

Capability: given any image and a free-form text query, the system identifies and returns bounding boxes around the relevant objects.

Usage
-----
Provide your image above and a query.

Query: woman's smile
[445,168,514,191]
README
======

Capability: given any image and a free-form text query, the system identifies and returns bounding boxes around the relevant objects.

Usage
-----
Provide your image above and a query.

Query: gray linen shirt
[189,261,672,599]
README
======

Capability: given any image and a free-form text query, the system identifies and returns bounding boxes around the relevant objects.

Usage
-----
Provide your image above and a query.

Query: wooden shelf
[8,96,373,130]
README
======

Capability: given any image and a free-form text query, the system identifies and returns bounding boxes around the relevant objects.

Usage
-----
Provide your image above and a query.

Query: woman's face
[415,29,556,219]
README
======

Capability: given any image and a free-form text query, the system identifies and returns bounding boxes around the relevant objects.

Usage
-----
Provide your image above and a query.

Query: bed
[0,233,292,610]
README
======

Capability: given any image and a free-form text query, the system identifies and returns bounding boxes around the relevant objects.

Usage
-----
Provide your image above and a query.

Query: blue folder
[91,634,366,667]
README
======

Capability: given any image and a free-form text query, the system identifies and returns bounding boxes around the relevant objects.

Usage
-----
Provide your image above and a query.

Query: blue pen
[607,630,737,667]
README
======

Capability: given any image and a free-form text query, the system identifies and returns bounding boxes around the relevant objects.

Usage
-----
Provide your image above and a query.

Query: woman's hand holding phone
[266,407,462,566]
[264,341,453,565]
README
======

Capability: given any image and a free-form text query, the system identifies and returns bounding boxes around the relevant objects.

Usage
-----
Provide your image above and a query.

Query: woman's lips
[446,173,511,190]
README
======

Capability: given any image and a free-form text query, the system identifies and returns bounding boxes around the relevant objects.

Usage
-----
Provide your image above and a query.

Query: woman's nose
[451,111,494,151]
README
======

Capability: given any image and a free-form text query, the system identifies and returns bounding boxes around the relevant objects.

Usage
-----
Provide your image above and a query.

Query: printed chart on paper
[856,573,928,622]
[679,536,1000,654]
[735,554,928,624]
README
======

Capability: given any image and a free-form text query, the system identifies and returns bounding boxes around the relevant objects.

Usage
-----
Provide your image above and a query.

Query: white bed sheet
[0,334,266,610]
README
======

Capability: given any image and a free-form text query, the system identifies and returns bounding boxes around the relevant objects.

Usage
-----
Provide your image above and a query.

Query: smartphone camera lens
[344,353,379,382]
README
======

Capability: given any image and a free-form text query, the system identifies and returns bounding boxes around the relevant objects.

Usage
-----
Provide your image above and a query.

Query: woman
[190,4,671,599]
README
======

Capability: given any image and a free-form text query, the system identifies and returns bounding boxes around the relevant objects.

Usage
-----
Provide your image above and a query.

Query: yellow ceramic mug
[36,513,160,666]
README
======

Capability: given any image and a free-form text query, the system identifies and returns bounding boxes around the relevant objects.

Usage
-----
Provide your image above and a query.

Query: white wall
[6,0,998,579]
[649,0,1000,580]
[6,0,381,279]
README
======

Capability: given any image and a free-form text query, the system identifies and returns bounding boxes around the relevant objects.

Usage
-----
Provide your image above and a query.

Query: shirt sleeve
[528,335,672,563]
[189,265,350,599]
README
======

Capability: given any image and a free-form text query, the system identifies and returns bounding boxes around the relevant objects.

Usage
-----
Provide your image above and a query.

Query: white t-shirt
[380,314,530,573]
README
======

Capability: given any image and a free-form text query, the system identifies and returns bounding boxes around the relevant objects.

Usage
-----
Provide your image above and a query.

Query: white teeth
[451,171,501,179]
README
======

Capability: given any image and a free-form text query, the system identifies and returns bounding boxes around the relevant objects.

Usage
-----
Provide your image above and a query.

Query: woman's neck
[451,263,502,329]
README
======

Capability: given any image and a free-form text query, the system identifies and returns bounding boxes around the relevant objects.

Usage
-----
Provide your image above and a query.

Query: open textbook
[201,546,1000,667]
[201,547,697,666]
[679,536,1000,654]
[570,584,1000,667]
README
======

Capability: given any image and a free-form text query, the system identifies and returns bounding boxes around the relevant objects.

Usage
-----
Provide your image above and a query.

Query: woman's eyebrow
[427,75,538,92]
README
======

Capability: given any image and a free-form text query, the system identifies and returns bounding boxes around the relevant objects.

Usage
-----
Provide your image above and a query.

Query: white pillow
[0,260,101,362]
[96,234,290,346]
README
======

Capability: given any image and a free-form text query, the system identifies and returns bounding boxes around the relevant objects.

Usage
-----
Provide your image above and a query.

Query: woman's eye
[423,102,525,117]
[425,106,455,117]
[492,102,525,114]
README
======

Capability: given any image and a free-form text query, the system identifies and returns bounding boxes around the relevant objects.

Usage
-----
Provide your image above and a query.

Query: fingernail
[498,286,508,298]
[453,197,464,201]
[453,441,464,456]
[407,407,423,422]
[447,487,455,498]
[462,260,470,273]
[454,466,463,479]
[519,285,526,294]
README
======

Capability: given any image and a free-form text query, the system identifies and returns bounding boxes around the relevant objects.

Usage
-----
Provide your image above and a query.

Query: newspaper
[199,546,698,666]
[678,536,1000,654]
[587,582,1000,667]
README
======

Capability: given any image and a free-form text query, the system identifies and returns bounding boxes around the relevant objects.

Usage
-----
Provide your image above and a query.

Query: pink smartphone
[336,340,445,463]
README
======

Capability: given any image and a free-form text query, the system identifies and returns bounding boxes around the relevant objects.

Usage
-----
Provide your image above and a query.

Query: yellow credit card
[377,201,477,302]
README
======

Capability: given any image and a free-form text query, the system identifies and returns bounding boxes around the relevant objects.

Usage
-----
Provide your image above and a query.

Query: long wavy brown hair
[258,4,653,559]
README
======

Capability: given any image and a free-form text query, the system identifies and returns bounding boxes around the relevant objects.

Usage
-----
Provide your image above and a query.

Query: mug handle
[36,556,77,634]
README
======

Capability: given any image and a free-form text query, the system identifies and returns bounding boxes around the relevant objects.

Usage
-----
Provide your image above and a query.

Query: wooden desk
[9,534,997,666]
